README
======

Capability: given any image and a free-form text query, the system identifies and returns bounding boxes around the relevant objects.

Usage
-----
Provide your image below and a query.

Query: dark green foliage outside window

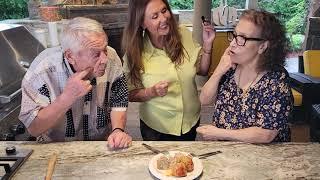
[0,0,28,20]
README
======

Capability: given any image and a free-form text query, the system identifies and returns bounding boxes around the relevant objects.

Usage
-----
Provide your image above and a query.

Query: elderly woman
[122,0,215,141]
[197,10,293,143]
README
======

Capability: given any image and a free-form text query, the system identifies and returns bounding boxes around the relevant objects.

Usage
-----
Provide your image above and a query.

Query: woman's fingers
[151,80,170,97]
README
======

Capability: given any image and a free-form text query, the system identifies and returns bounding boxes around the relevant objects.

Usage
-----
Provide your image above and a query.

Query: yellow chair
[208,31,230,75]
[292,89,302,106]
[303,50,320,142]
[303,50,320,78]
[290,50,320,122]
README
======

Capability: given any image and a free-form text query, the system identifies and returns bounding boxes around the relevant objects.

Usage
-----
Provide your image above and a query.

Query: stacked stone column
[303,0,320,50]
[192,0,211,44]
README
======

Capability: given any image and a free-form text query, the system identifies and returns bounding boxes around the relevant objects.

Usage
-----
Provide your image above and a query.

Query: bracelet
[202,48,211,54]
[112,128,124,133]
[144,87,154,100]
[144,88,149,98]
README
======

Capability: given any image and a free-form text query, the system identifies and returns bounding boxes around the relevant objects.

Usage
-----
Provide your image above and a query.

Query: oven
[0,24,45,141]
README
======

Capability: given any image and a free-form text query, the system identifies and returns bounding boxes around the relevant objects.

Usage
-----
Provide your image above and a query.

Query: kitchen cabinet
[184,26,232,76]
[209,30,232,75]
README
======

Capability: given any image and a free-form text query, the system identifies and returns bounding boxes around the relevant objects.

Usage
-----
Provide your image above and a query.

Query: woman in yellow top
[122,0,215,140]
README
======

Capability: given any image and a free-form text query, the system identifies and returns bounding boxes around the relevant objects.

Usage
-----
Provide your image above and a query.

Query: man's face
[70,33,108,78]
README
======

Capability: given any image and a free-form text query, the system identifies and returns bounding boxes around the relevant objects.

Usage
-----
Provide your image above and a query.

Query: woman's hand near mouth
[213,47,236,77]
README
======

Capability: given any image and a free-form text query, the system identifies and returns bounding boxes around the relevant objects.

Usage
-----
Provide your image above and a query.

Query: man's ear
[64,49,75,65]
[258,41,269,54]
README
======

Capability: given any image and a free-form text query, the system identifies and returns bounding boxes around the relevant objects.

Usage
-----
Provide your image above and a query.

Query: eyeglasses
[227,31,266,46]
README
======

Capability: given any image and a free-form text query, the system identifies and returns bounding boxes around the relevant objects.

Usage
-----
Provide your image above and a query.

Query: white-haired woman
[19,17,132,148]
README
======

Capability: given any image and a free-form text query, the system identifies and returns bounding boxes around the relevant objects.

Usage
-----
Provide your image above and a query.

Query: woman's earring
[142,28,145,37]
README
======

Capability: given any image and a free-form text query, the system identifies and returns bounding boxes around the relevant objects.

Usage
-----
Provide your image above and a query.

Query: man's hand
[196,125,221,141]
[62,68,93,102]
[107,130,132,149]
[27,68,93,137]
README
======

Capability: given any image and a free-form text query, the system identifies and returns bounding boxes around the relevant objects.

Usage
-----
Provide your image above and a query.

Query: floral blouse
[213,68,293,142]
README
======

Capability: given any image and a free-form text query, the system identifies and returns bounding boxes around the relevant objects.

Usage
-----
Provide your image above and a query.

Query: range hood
[0,24,45,104]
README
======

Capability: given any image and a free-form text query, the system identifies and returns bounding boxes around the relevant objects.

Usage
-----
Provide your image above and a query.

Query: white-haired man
[19,17,132,149]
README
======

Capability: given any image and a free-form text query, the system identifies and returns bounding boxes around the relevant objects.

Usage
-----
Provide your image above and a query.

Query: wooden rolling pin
[45,153,58,180]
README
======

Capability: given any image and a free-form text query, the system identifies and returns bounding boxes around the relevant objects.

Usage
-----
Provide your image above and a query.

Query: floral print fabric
[213,68,293,142]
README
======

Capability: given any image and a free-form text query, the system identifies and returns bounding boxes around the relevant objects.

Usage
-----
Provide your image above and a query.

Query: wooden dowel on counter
[45,153,58,180]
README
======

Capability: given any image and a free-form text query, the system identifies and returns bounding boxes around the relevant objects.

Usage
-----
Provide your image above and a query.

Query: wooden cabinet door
[209,31,230,75]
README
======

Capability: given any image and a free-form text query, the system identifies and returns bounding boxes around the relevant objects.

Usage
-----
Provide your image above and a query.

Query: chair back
[303,50,320,78]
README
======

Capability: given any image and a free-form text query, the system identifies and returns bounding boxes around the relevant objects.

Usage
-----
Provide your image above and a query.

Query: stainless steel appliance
[0,24,45,141]
[0,146,33,179]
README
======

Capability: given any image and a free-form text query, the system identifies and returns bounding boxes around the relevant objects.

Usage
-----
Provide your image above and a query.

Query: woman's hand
[149,80,169,97]
[129,81,170,102]
[202,21,216,51]
[213,47,236,76]
[196,125,222,141]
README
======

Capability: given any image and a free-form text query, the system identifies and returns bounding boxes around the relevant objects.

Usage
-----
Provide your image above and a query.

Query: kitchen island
[1,141,319,179]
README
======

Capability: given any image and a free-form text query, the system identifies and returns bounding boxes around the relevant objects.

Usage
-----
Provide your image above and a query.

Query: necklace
[237,68,260,97]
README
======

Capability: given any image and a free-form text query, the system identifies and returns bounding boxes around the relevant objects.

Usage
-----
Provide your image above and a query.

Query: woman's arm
[199,47,235,105]
[197,23,215,75]
[128,88,153,102]
[197,125,278,143]
[199,71,224,105]
[197,48,212,76]
[128,81,169,102]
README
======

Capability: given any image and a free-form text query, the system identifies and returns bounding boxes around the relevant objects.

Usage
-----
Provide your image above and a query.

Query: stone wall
[176,10,194,25]
[304,17,320,50]
[303,0,320,50]
[61,4,128,56]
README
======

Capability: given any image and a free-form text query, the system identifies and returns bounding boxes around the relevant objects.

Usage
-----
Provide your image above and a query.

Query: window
[259,0,307,52]
[168,0,253,10]
[212,0,247,9]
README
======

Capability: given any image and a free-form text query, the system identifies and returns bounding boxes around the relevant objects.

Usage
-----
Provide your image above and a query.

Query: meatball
[170,162,187,177]
[157,155,170,170]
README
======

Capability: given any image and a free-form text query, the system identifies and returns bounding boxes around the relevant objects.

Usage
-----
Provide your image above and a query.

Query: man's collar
[63,55,75,76]
[90,78,97,86]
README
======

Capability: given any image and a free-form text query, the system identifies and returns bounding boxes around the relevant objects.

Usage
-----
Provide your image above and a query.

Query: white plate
[148,151,203,180]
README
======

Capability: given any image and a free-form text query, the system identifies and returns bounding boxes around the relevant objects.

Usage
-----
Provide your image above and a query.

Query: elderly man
[19,17,132,149]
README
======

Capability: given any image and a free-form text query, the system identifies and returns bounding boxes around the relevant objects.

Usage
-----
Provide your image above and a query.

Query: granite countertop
[1,141,319,179]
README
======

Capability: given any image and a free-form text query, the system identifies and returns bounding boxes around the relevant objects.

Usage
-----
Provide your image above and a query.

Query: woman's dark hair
[122,0,185,87]
[240,9,289,71]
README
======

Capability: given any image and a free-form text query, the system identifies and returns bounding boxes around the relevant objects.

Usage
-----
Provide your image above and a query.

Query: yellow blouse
[124,26,202,135]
